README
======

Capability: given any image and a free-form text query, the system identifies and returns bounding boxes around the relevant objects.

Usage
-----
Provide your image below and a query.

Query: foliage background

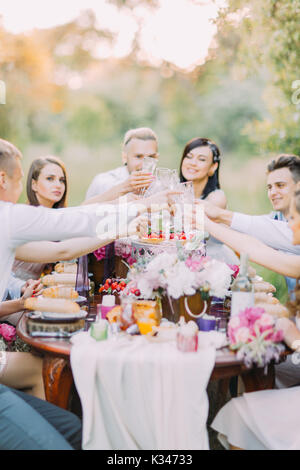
[1,0,299,302]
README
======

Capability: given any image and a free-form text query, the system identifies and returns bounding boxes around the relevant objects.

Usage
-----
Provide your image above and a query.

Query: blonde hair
[123,127,158,151]
[0,138,22,177]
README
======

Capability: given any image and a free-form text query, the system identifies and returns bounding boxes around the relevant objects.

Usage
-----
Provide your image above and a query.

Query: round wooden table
[16,305,284,410]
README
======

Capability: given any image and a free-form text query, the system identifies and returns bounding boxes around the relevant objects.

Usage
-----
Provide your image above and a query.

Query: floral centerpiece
[228,307,285,368]
[93,240,136,266]
[122,242,234,321]
[0,323,16,351]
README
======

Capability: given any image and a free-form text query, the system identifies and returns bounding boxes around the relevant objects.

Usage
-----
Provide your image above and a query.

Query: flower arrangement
[123,243,233,302]
[228,264,239,280]
[228,307,285,368]
[93,240,136,266]
[0,323,16,351]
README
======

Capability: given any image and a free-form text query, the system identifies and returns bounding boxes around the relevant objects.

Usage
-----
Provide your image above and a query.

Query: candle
[90,319,108,341]
[177,320,198,352]
[99,295,115,320]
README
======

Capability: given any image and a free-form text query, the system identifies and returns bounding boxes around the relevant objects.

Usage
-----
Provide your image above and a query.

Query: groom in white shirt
[203,153,300,389]
[85,127,159,199]
[203,154,300,284]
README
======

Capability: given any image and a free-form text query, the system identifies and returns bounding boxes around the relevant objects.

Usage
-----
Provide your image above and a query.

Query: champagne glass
[138,157,158,196]
[155,168,172,189]
[180,181,195,203]
[142,156,158,174]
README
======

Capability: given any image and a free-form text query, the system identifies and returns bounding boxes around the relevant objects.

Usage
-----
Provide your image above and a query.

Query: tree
[215,0,300,155]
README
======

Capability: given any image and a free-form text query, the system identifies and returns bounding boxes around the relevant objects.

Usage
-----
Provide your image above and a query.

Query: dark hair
[26,156,68,208]
[179,137,221,199]
[267,154,300,183]
[0,138,22,177]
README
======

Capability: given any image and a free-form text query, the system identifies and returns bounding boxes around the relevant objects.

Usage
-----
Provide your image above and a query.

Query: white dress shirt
[231,213,300,255]
[0,201,137,301]
[85,166,129,200]
[2,274,24,301]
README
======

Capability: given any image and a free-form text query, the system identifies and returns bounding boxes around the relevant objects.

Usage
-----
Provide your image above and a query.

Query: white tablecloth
[70,332,219,450]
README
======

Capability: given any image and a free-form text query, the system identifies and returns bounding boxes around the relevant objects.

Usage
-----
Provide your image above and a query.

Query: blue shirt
[270,211,297,298]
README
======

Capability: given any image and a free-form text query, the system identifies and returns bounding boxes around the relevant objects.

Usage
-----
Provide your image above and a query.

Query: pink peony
[254,313,275,335]
[258,313,275,327]
[235,327,251,344]
[244,307,265,324]
[185,255,207,272]
[228,316,241,329]
[228,264,239,278]
[93,247,106,261]
[0,323,16,343]
[270,329,284,343]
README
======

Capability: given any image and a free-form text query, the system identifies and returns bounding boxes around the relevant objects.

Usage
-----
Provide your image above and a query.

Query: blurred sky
[0,0,226,69]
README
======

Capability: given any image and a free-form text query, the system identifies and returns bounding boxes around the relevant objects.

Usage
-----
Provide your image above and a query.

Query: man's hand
[121,171,155,195]
[196,200,233,226]
[276,317,300,349]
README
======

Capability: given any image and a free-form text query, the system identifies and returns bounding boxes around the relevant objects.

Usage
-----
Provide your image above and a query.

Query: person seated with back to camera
[200,190,300,450]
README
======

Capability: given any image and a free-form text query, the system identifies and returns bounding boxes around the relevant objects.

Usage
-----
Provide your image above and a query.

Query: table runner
[70,333,217,450]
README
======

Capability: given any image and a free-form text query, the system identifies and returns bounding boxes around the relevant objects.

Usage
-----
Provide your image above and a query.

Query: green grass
[250,262,289,305]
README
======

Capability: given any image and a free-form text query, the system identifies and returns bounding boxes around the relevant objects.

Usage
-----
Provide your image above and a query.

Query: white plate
[40,294,86,303]
[75,295,87,303]
[33,310,88,321]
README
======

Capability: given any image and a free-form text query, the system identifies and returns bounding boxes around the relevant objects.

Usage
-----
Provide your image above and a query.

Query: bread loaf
[253,281,276,293]
[42,273,77,286]
[24,297,80,313]
[43,286,79,299]
[255,302,290,318]
[254,292,279,305]
[55,262,77,274]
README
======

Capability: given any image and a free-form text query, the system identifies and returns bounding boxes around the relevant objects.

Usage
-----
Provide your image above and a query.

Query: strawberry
[135,289,141,297]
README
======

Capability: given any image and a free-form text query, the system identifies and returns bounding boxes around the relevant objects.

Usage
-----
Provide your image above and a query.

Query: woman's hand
[21,279,43,298]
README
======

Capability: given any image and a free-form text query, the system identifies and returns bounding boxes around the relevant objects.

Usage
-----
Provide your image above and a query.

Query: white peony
[166,262,196,299]
[195,258,232,298]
